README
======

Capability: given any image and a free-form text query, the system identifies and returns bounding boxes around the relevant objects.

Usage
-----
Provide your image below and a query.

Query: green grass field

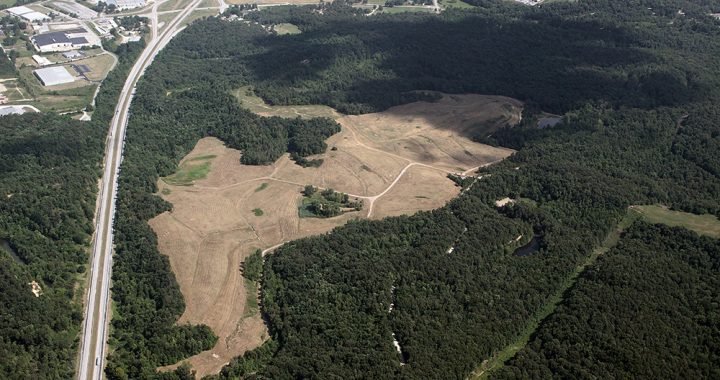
[243,279,259,318]
[630,205,720,238]
[162,155,214,186]
[233,86,340,119]
[439,0,474,9]
[274,23,301,35]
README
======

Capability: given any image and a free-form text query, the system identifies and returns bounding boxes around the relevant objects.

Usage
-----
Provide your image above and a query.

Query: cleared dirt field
[152,94,522,376]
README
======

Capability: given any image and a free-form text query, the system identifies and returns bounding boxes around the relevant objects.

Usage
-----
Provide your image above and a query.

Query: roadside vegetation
[0,38,147,379]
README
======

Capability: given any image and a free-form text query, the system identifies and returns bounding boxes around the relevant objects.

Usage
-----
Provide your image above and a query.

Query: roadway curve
[77,0,204,379]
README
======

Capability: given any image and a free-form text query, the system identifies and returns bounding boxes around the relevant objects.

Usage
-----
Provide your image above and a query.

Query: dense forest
[494,223,720,379]
[0,114,103,379]
[106,0,720,378]
[0,37,150,379]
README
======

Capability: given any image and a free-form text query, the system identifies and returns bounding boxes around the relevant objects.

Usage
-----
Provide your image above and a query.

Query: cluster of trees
[301,186,363,217]
[114,16,148,31]
[104,0,720,378]
[241,249,263,282]
[494,223,720,379]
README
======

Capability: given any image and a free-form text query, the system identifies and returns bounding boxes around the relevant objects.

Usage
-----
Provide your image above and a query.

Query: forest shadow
[241,10,698,131]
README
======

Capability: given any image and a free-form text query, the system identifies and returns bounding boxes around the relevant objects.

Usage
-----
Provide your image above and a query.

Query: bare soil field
[152,94,522,376]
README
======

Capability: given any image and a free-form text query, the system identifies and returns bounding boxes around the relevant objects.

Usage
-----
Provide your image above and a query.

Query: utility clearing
[152,93,521,376]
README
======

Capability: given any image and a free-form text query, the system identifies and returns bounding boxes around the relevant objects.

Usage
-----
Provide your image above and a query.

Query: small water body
[513,235,541,257]
[0,239,23,264]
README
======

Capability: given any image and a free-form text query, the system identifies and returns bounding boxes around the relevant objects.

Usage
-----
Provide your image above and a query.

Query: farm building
[106,0,146,10]
[34,66,76,86]
[6,6,50,23]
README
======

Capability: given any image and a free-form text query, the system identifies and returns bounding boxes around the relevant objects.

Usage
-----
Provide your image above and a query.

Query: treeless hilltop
[153,94,521,377]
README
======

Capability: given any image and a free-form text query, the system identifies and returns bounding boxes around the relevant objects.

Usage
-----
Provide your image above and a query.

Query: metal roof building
[6,6,50,22]
[33,66,76,86]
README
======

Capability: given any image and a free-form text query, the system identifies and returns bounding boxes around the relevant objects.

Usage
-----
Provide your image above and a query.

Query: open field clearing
[339,94,519,172]
[273,22,301,34]
[371,165,459,219]
[152,94,521,376]
[233,86,340,119]
[76,54,117,81]
[630,205,720,238]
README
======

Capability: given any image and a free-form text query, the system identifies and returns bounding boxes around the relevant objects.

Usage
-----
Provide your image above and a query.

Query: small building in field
[32,54,53,66]
[33,66,76,86]
[62,50,83,59]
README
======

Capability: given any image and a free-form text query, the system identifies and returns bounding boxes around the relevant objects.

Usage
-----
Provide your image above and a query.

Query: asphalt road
[76,1,204,379]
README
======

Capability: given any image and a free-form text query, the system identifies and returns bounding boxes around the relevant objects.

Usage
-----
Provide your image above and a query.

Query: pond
[513,235,541,257]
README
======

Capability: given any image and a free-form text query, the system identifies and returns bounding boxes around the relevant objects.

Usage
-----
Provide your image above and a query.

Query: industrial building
[106,0,146,11]
[6,6,50,23]
[33,66,76,86]
[31,28,95,52]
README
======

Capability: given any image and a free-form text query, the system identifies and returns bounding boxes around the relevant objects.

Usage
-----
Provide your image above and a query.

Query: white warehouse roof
[6,6,35,15]
[21,11,50,22]
[34,66,75,86]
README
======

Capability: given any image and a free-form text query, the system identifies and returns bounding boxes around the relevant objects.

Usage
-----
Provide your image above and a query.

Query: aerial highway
[77,1,204,379]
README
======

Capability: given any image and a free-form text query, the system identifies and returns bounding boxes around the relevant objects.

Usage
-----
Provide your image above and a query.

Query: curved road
[77,1,204,379]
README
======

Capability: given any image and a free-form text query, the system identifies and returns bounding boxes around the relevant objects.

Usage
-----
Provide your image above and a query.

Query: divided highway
[77,1,204,379]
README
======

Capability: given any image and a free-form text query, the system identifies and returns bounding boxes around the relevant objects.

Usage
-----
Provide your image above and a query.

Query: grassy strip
[162,157,213,186]
[470,210,640,380]
[243,279,259,318]
[630,205,720,238]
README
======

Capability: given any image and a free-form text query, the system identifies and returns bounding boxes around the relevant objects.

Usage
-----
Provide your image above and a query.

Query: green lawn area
[243,279,259,318]
[630,205,720,238]
[274,23,301,35]
[439,0,474,9]
[162,155,215,186]
[233,85,340,119]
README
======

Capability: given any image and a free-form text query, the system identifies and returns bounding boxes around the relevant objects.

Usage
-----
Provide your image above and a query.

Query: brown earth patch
[152,93,522,376]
